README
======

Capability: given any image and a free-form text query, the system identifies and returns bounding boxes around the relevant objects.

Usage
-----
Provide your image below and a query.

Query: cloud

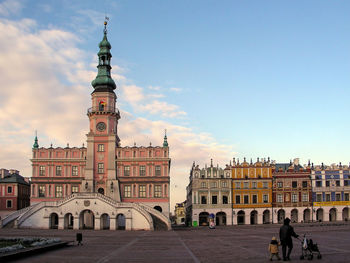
[0,17,235,209]
[0,0,22,16]
[148,86,161,91]
[170,87,182,92]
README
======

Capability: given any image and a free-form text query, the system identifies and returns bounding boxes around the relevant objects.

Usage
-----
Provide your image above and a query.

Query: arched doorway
[154,206,162,212]
[250,210,258,225]
[277,209,285,224]
[117,214,126,230]
[342,207,349,221]
[329,208,337,222]
[199,212,209,226]
[80,210,95,229]
[263,210,270,224]
[291,209,298,223]
[316,208,323,222]
[64,213,73,229]
[237,210,245,225]
[303,209,310,223]
[216,212,226,226]
[98,188,104,195]
[49,213,59,229]
[100,213,110,230]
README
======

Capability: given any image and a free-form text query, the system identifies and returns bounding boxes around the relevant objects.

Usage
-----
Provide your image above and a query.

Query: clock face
[96,122,106,131]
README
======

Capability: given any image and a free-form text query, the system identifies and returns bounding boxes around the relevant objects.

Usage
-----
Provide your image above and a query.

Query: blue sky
[1,0,350,207]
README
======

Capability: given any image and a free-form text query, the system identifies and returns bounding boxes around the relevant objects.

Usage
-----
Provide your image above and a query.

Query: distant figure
[76,233,83,246]
[268,236,281,261]
[279,218,299,261]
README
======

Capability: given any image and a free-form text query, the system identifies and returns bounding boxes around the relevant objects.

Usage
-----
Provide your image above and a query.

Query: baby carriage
[299,234,322,260]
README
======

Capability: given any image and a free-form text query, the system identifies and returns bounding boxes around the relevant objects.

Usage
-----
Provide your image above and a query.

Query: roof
[0,173,29,185]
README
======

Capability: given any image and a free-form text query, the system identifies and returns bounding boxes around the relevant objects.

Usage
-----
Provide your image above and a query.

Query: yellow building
[232,157,272,225]
[174,202,186,225]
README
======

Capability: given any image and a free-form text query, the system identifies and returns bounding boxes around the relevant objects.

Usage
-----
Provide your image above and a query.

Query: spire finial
[104,16,109,34]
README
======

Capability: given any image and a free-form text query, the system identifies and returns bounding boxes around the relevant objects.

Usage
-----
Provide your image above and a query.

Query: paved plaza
[1,223,350,262]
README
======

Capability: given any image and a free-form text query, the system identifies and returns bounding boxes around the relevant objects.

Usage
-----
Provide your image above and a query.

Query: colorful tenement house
[311,163,350,222]
[187,160,232,226]
[0,22,171,231]
[0,169,30,219]
[232,157,273,225]
[272,158,312,224]
[174,201,186,225]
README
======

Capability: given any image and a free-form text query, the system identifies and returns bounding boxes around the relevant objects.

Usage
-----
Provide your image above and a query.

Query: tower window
[98,144,105,152]
[98,163,104,173]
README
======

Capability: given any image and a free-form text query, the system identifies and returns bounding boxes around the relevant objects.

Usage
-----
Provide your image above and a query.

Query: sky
[0,0,350,210]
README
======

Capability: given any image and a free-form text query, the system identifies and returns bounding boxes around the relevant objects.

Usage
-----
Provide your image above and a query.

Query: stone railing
[15,202,48,227]
[136,203,171,230]
[0,204,37,228]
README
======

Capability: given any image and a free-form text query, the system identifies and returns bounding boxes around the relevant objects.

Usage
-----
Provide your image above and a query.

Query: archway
[98,188,105,195]
[316,208,323,222]
[199,212,209,226]
[250,210,258,225]
[100,213,110,230]
[117,214,126,230]
[329,208,337,222]
[154,206,162,212]
[303,209,310,223]
[342,207,349,221]
[64,213,73,229]
[237,210,245,225]
[277,209,285,224]
[291,209,298,223]
[263,210,270,224]
[80,210,95,229]
[215,212,226,226]
[49,213,58,229]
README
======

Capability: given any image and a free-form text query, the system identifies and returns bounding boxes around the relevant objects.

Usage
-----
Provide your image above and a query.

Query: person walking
[279,217,298,261]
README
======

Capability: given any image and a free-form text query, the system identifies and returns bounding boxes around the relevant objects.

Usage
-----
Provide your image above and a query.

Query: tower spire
[33,130,39,149]
[163,129,168,147]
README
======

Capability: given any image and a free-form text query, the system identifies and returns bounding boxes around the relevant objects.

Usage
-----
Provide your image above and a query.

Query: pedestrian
[268,236,281,261]
[279,217,299,261]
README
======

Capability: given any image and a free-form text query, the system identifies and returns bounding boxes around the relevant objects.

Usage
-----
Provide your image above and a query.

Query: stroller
[299,234,322,260]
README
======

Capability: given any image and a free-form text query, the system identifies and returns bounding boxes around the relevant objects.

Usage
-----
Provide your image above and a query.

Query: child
[268,236,281,261]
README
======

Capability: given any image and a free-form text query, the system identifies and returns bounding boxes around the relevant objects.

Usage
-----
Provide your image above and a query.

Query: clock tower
[83,21,121,201]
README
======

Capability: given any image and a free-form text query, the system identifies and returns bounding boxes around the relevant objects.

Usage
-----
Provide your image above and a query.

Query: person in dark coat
[279,217,298,261]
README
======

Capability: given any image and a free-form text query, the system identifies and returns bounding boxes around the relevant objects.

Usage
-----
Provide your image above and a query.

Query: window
[124,166,130,176]
[336,180,340,187]
[252,195,257,204]
[149,167,152,176]
[98,163,104,173]
[98,144,105,152]
[277,182,283,188]
[345,193,349,201]
[263,182,268,189]
[243,182,249,189]
[292,181,297,188]
[211,182,217,188]
[263,194,268,203]
[72,166,78,176]
[39,166,45,176]
[277,194,283,203]
[154,185,162,197]
[155,166,161,176]
[55,185,63,198]
[212,195,217,204]
[140,166,146,176]
[325,194,330,201]
[201,182,206,188]
[292,193,298,202]
[223,195,228,204]
[316,194,322,202]
[39,185,45,197]
[235,195,241,204]
[316,181,322,187]
[149,150,152,157]
[201,196,207,204]
[252,182,257,189]
[6,200,12,208]
[336,193,341,201]
[133,151,136,158]
[302,193,309,202]
[222,181,227,187]
[326,181,330,187]
[133,167,136,176]
[235,182,241,189]
[7,186,12,194]
[124,185,131,197]
[72,186,79,193]
[244,195,249,204]
[139,185,146,197]
[344,180,349,186]
[302,181,308,188]
[55,166,61,176]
